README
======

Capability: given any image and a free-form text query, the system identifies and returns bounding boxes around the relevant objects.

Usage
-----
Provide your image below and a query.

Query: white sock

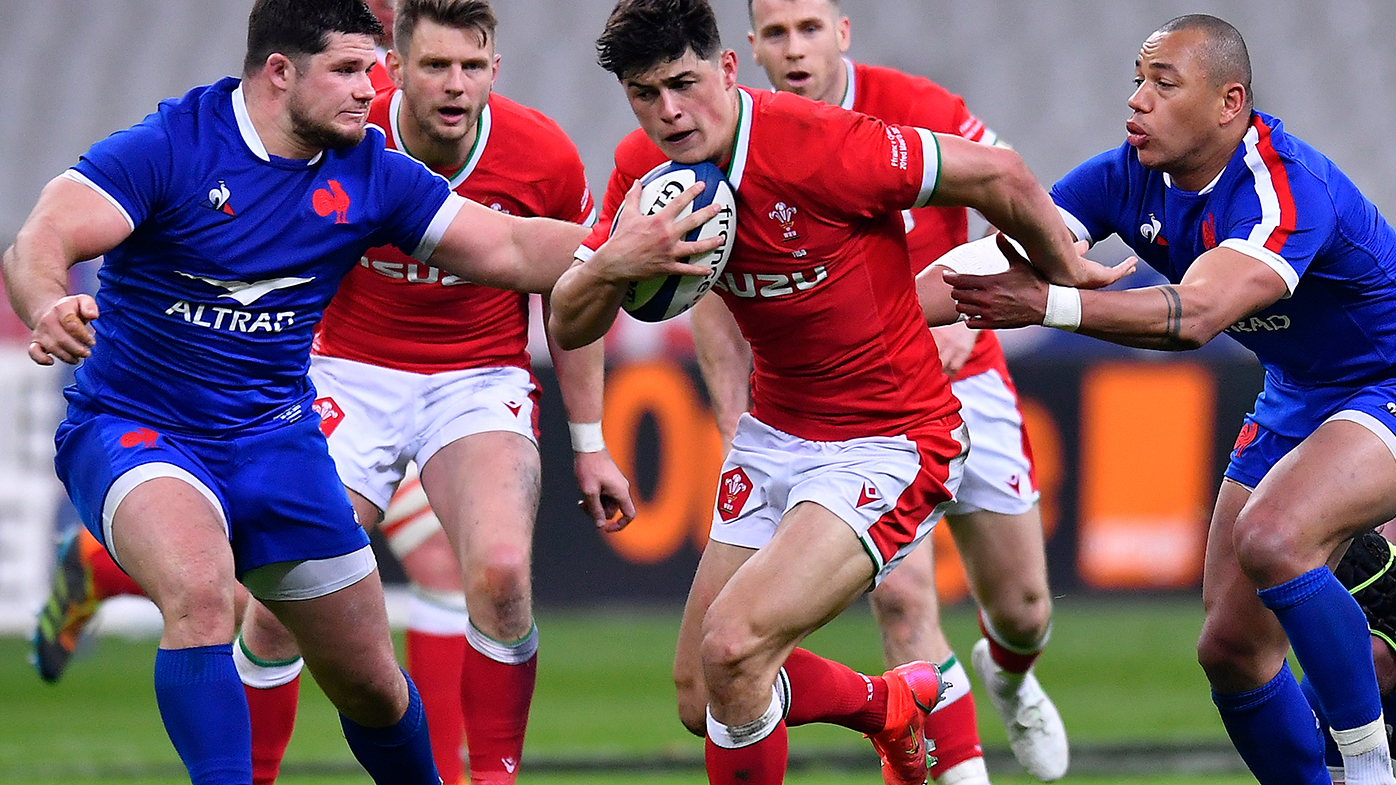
[936,757,990,785]
[1333,717,1396,785]
[233,634,303,689]
[706,686,783,749]
[933,655,971,713]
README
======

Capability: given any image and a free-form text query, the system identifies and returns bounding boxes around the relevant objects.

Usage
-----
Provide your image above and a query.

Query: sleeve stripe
[61,169,135,231]
[412,192,467,262]
[1241,118,1298,256]
[913,127,940,208]
[1058,205,1092,246]
[1219,238,1299,296]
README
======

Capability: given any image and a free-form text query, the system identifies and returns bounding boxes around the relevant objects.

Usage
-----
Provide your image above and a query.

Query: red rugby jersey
[314,90,595,373]
[844,59,1008,380]
[581,87,959,441]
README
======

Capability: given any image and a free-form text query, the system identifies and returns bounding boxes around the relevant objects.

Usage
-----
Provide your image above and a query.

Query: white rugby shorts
[710,413,967,585]
[948,368,1039,517]
[310,355,540,511]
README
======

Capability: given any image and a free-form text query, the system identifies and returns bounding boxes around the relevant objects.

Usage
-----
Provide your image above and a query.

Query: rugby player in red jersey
[233,2,635,783]
[549,1,1127,782]
[742,1,1067,780]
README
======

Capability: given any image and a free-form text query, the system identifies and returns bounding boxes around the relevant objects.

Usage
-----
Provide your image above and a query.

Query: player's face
[286,33,378,150]
[364,0,394,44]
[623,49,741,166]
[748,0,849,104]
[394,19,499,148]
[1126,29,1227,174]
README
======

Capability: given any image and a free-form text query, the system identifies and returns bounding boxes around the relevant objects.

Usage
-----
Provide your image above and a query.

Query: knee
[869,577,929,626]
[158,580,238,644]
[983,588,1053,648]
[1196,621,1277,690]
[699,611,764,680]
[329,665,409,727]
[1232,507,1307,588]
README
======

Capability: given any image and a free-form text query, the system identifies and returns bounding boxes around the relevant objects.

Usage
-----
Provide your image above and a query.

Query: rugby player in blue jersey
[0,0,715,782]
[943,14,1396,785]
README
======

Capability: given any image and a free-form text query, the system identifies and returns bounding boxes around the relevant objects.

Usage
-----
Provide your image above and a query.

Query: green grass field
[0,597,1258,784]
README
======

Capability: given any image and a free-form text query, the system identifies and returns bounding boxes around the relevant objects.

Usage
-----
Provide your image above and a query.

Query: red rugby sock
[406,629,467,785]
[781,647,887,734]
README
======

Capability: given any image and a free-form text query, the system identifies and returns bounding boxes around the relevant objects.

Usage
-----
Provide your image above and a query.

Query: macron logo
[176,272,315,306]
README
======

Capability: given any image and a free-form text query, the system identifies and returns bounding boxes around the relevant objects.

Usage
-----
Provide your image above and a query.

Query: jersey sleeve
[374,143,462,261]
[1049,146,1134,246]
[816,111,941,219]
[66,110,174,231]
[1216,144,1332,295]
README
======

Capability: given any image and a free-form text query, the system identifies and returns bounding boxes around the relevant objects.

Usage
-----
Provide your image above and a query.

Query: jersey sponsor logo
[885,126,909,171]
[1201,213,1218,250]
[717,467,753,522]
[1232,421,1259,457]
[1225,314,1291,334]
[201,179,236,217]
[312,179,352,224]
[856,481,882,508]
[313,397,344,437]
[769,201,801,242]
[714,266,828,299]
[118,427,159,449]
[504,400,523,418]
[273,403,304,425]
[1139,213,1167,245]
[176,272,315,306]
[359,256,471,286]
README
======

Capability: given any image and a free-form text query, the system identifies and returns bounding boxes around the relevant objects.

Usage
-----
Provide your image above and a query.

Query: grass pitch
[0,597,1258,783]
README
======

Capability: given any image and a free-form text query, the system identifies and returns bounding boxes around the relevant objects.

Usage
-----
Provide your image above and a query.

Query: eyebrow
[626,69,699,89]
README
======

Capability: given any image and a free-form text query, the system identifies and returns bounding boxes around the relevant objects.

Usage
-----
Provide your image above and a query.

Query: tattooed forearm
[1160,286,1183,341]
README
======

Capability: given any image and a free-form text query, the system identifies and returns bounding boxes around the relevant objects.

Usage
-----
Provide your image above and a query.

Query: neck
[1169,122,1250,192]
[815,58,848,107]
[397,101,481,171]
[242,77,321,160]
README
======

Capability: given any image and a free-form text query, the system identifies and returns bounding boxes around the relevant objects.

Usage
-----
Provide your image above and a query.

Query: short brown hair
[393,0,497,54]
[597,0,722,80]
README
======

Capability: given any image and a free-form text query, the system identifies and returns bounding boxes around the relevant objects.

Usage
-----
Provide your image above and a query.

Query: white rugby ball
[620,160,737,322]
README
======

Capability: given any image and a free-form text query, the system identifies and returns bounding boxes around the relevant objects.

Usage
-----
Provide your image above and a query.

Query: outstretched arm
[947,246,1287,350]
[429,198,591,295]
[930,136,1131,291]
[3,176,129,365]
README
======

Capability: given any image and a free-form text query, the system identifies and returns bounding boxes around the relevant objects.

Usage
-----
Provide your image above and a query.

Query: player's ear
[265,53,293,91]
[720,49,739,89]
[385,49,403,88]
[1220,82,1248,125]
[836,15,851,53]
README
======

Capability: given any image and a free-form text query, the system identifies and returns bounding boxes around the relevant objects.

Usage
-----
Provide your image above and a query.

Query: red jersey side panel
[849,60,1005,380]
[583,88,957,441]
[315,91,595,373]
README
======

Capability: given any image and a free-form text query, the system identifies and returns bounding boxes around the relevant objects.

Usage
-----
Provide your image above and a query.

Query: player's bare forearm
[548,259,627,350]
[691,295,750,451]
[433,200,588,294]
[915,266,961,327]
[543,295,606,424]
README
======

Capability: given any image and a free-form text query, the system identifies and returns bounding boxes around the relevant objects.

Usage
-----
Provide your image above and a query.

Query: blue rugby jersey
[64,77,462,435]
[1052,112,1396,434]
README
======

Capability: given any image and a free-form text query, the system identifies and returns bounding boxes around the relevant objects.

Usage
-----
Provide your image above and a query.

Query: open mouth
[438,106,468,123]
[665,129,697,145]
[784,70,812,88]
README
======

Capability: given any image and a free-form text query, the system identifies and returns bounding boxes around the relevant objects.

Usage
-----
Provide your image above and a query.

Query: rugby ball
[619,161,736,322]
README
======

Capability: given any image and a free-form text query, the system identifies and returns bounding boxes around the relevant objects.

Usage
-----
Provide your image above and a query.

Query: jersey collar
[724,87,754,190]
[839,57,857,111]
[231,83,324,166]
[1162,166,1225,195]
[388,91,492,189]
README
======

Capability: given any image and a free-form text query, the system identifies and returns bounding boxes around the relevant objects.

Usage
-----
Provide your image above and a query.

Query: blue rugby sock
[1213,668,1328,784]
[1299,673,1344,769]
[1260,568,1384,732]
[153,645,252,785]
[340,670,440,784]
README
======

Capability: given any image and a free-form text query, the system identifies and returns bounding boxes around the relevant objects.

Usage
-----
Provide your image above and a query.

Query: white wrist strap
[569,421,606,453]
[1043,285,1082,332]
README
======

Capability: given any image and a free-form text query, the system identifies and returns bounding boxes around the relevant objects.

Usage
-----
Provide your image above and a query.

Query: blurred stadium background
[3,0,1393,781]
